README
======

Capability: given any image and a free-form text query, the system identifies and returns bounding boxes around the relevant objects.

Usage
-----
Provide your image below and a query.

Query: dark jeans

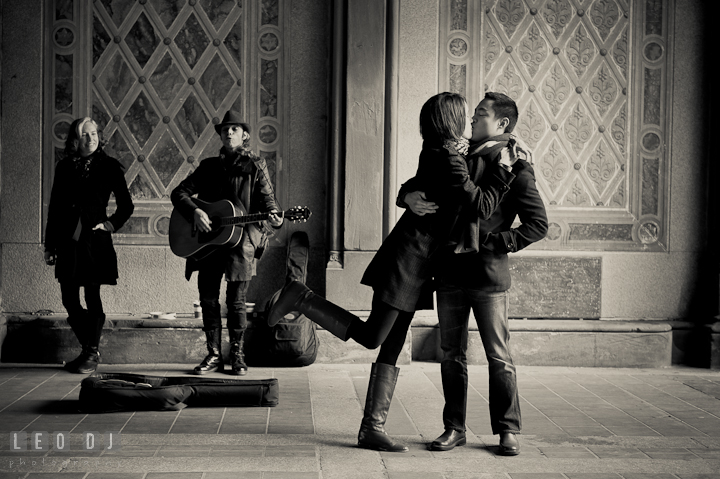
[436,285,521,435]
[197,265,250,332]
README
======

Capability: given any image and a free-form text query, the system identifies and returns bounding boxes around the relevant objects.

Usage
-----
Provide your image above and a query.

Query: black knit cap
[214,110,251,135]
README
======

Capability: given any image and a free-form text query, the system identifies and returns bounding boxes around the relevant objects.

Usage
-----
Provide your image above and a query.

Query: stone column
[326,0,388,308]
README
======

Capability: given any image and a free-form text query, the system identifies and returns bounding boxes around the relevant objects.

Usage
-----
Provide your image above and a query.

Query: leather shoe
[499,432,520,456]
[430,429,466,451]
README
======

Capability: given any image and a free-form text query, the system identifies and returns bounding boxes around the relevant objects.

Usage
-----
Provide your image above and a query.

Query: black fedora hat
[214,110,251,135]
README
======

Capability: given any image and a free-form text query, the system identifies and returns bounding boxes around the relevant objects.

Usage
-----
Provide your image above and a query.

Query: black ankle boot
[194,329,223,374]
[64,350,85,372]
[228,329,247,376]
[74,346,100,374]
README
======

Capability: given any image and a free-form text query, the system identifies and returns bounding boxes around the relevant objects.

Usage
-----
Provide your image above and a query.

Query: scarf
[451,133,533,254]
[443,137,470,156]
[73,153,95,179]
[220,148,256,173]
[220,148,258,212]
[467,133,533,164]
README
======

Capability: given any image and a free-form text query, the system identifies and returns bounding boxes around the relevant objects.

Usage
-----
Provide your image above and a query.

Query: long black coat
[44,149,134,285]
[170,150,279,282]
[360,143,514,312]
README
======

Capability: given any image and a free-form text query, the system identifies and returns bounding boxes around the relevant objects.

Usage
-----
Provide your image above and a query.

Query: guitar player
[170,110,283,376]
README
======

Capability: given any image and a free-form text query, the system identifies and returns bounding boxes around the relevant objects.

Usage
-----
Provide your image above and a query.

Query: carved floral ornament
[566,24,595,78]
[495,0,526,38]
[589,63,619,117]
[542,63,571,116]
[519,23,547,77]
[543,0,573,39]
[589,0,620,41]
[586,139,617,195]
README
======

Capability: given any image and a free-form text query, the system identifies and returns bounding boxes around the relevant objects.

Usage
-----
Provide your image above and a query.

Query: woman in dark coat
[44,117,134,374]
[267,93,517,452]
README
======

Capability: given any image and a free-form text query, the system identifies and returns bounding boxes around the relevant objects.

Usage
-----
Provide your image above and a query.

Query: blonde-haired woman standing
[44,117,134,374]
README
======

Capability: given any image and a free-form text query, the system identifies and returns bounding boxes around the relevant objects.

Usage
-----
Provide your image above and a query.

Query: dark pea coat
[360,143,514,312]
[44,149,135,285]
[170,150,279,282]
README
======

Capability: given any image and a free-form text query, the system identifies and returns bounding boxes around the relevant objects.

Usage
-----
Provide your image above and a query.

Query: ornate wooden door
[439,0,672,251]
[44,0,286,245]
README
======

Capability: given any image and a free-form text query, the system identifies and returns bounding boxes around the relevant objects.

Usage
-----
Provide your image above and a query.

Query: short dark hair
[419,92,467,143]
[484,92,518,133]
[64,117,107,157]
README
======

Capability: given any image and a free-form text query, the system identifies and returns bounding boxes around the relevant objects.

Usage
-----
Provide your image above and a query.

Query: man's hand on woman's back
[405,191,438,216]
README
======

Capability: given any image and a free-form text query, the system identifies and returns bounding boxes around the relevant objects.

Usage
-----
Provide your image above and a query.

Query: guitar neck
[220,211,283,227]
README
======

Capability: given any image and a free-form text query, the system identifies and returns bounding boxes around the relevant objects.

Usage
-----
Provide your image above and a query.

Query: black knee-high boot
[357,362,409,452]
[267,280,356,341]
[228,329,247,376]
[194,329,223,374]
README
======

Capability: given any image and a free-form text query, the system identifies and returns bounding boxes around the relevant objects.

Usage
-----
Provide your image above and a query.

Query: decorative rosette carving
[449,38,468,57]
[638,221,660,244]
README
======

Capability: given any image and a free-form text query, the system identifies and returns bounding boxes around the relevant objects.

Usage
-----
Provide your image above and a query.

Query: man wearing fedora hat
[171,110,284,376]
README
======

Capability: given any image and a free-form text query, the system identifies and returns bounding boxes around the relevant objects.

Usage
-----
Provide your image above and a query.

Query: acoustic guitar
[169,198,311,260]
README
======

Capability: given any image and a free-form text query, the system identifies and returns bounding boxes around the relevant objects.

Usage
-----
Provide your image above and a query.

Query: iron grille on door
[44,0,285,245]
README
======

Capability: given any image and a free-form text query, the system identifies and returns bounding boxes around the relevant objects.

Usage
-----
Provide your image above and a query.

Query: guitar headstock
[285,206,312,223]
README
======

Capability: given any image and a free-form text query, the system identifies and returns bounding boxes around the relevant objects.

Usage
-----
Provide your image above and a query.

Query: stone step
[1,313,717,368]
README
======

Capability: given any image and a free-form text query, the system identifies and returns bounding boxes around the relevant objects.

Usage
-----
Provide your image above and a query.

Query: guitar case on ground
[79,373,279,413]
[248,231,318,367]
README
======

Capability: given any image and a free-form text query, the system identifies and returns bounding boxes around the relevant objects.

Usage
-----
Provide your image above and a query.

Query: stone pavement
[0,362,719,478]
